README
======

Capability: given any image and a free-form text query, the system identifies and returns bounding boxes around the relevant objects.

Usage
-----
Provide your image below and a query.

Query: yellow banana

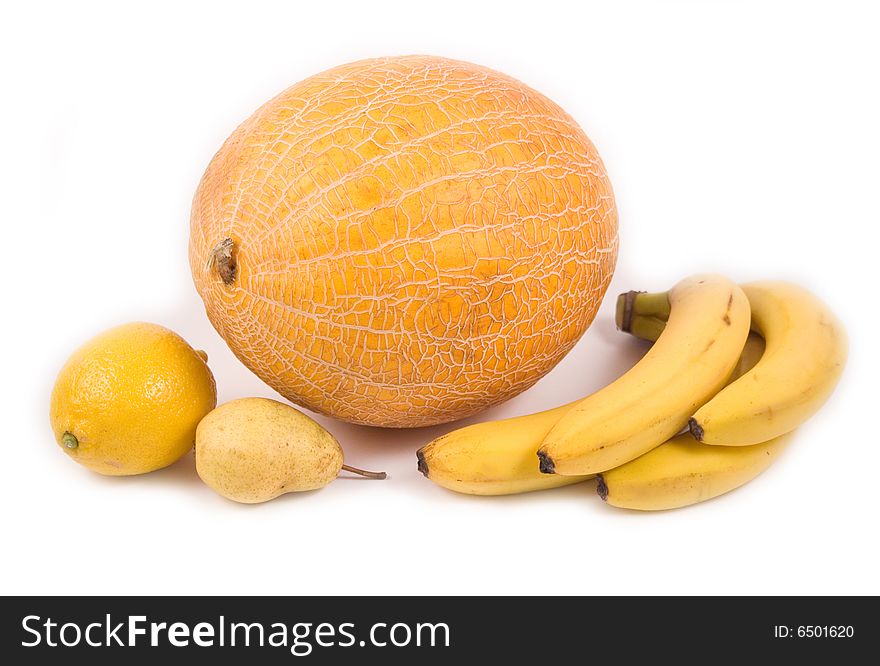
[624,280,848,446]
[416,402,593,495]
[689,281,847,446]
[597,331,778,510]
[597,431,792,510]
[416,334,765,496]
[538,274,750,476]
[622,304,766,376]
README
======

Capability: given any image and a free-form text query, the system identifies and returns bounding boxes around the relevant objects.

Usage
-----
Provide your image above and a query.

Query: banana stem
[616,291,638,332]
[627,315,667,343]
[340,464,387,480]
[616,290,671,332]
[632,290,672,319]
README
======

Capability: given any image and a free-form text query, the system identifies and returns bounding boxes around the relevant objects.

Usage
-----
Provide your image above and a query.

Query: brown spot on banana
[721,291,734,325]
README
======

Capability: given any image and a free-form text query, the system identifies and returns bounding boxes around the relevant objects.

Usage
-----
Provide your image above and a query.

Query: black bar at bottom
[1,596,873,663]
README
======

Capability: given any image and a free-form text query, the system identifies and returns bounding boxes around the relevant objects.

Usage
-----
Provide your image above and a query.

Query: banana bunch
[417,275,847,510]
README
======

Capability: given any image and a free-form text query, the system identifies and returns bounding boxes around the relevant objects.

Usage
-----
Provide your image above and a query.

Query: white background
[2,0,878,595]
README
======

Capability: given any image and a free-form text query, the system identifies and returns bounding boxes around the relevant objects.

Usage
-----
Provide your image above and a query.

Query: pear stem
[340,464,387,480]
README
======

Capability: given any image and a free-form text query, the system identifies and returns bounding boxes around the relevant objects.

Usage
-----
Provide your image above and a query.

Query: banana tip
[596,474,608,502]
[416,449,429,477]
[537,450,556,475]
[688,417,704,441]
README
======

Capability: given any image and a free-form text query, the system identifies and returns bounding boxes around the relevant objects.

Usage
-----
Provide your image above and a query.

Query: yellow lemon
[49,322,217,475]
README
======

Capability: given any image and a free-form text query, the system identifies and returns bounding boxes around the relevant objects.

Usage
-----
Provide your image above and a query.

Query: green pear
[195,397,384,503]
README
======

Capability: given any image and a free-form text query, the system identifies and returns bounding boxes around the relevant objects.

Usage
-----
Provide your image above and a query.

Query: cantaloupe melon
[189,55,618,427]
